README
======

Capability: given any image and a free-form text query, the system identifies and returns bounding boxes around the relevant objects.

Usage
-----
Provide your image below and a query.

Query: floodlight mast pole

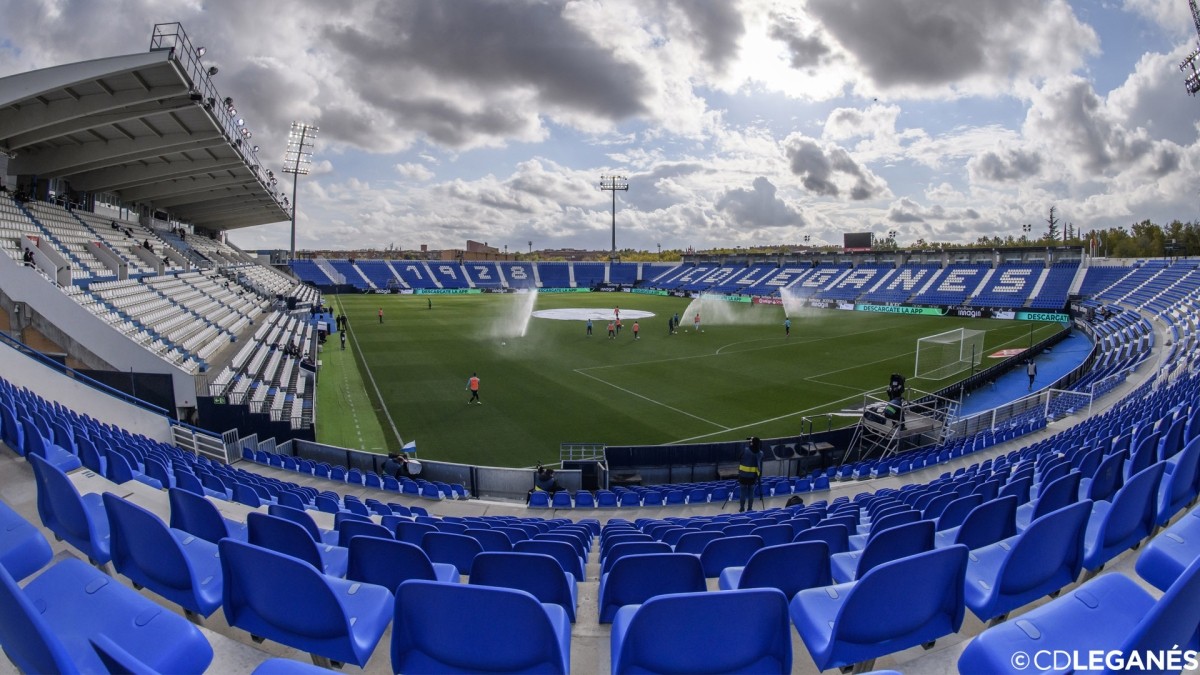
[599,175,629,261]
[282,122,318,262]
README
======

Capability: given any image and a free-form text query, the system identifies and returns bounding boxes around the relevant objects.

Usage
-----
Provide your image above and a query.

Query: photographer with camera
[737,437,764,513]
[526,463,562,504]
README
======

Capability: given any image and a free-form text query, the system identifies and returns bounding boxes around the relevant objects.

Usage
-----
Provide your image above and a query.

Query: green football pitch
[316,292,1062,468]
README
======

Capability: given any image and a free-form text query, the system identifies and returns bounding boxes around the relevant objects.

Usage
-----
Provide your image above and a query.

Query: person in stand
[737,437,764,513]
[784,317,791,337]
[586,318,593,337]
[143,239,153,253]
[383,453,405,479]
[632,321,639,339]
[693,313,701,332]
[22,249,34,267]
[607,320,615,339]
[527,465,561,503]
[378,307,384,324]
[1027,359,1037,391]
[466,372,481,404]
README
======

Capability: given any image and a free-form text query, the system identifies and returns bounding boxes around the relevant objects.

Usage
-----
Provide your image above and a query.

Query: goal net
[914,328,985,380]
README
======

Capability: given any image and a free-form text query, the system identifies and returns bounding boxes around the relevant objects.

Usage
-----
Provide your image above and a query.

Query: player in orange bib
[466,372,481,404]
[607,321,615,339]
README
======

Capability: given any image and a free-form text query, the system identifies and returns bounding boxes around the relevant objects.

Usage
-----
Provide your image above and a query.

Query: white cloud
[395,163,435,182]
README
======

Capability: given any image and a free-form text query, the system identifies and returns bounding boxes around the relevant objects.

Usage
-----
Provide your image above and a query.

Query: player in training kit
[586,318,592,336]
[784,317,791,337]
[632,321,639,339]
[693,313,700,332]
[466,373,481,404]
[607,321,615,339]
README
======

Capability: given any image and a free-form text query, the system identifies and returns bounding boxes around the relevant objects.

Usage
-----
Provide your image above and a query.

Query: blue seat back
[220,539,349,639]
[337,520,393,549]
[612,588,791,674]
[470,552,576,621]
[999,501,1091,595]
[955,495,1018,550]
[1094,462,1165,553]
[0,562,84,673]
[422,531,483,575]
[750,524,793,547]
[794,523,851,555]
[392,580,569,674]
[1030,471,1082,521]
[998,476,1032,505]
[266,504,324,542]
[1121,556,1200,658]
[0,499,52,582]
[394,520,438,545]
[738,541,831,597]
[857,520,934,579]
[514,539,584,581]
[464,528,514,552]
[1088,450,1127,502]
[1159,437,1200,525]
[838,545,969,644]
[673,530,723,554]
[104,493,191,591]
[599,553,707,623]
[700,535,764,578]
[937,494,983,531]
[246,513,323,570]
[602,541,672,575]
[28,453,109,564]
[168,487,232,544]
[346,536,439,592]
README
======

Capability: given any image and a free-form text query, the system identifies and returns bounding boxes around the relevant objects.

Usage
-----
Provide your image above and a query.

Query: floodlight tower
[599,174,629,261]
[282,122,318,262]
[1181,0,1200,95]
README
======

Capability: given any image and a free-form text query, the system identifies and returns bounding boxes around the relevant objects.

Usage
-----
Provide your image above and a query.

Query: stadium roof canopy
[0,23,288,231]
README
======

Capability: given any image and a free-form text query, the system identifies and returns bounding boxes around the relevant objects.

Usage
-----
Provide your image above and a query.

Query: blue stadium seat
[0,498,52,582]
[515,539,585,582]
[602,541,672,575]
[673,530,723,555]
[28,453,111,566]
[335,519,393,549]
[718,541,831,597]
[699,534,763,578]
[1015,471,1082,531]
[831,520,934,583]
[103,492,223,619]
[0,558,213,673]
[1157,436,1200,527]
[392,580,571,674]
[168,487,247,544]
[1082,462,1165,573]
[611,588,792,675]
[393,520,438,546]
[598,553,707,623]
[528,491,550,508]
[422,531,483,576]
[793,522,851,555]
[963,501,1091,624]
[220,539,392,668]
[247,512,348,578]
[19,418,81,473]
[470,551,578,622]
[959,557,1200,673]
[345,535,459,592]
[791,545,969,672]
[935,493,983,531]
[1135,505,1200,592]
[464,527,515,552]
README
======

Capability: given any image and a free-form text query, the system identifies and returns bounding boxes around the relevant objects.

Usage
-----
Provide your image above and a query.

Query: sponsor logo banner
[538,287,592,293]
[414,288,481,295]
[855,303,946,316]
[753,296,783,305]
[837,301,855,311]
[630,288,668,296]
[1017,311,1069,322]
[992,310,1016,320]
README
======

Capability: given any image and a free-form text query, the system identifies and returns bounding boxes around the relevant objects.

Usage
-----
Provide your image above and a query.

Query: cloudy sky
[1,0,1198,252]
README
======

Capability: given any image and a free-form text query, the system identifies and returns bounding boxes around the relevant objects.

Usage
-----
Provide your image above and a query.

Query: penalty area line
[572,369,731,431]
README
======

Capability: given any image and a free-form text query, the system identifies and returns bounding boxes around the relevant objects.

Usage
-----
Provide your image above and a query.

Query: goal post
[914,328,986,380]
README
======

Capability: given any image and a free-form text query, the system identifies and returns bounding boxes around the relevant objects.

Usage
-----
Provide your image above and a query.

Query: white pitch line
[667,390,871,444]
[577,323,899,373]
[573,368,732,430]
